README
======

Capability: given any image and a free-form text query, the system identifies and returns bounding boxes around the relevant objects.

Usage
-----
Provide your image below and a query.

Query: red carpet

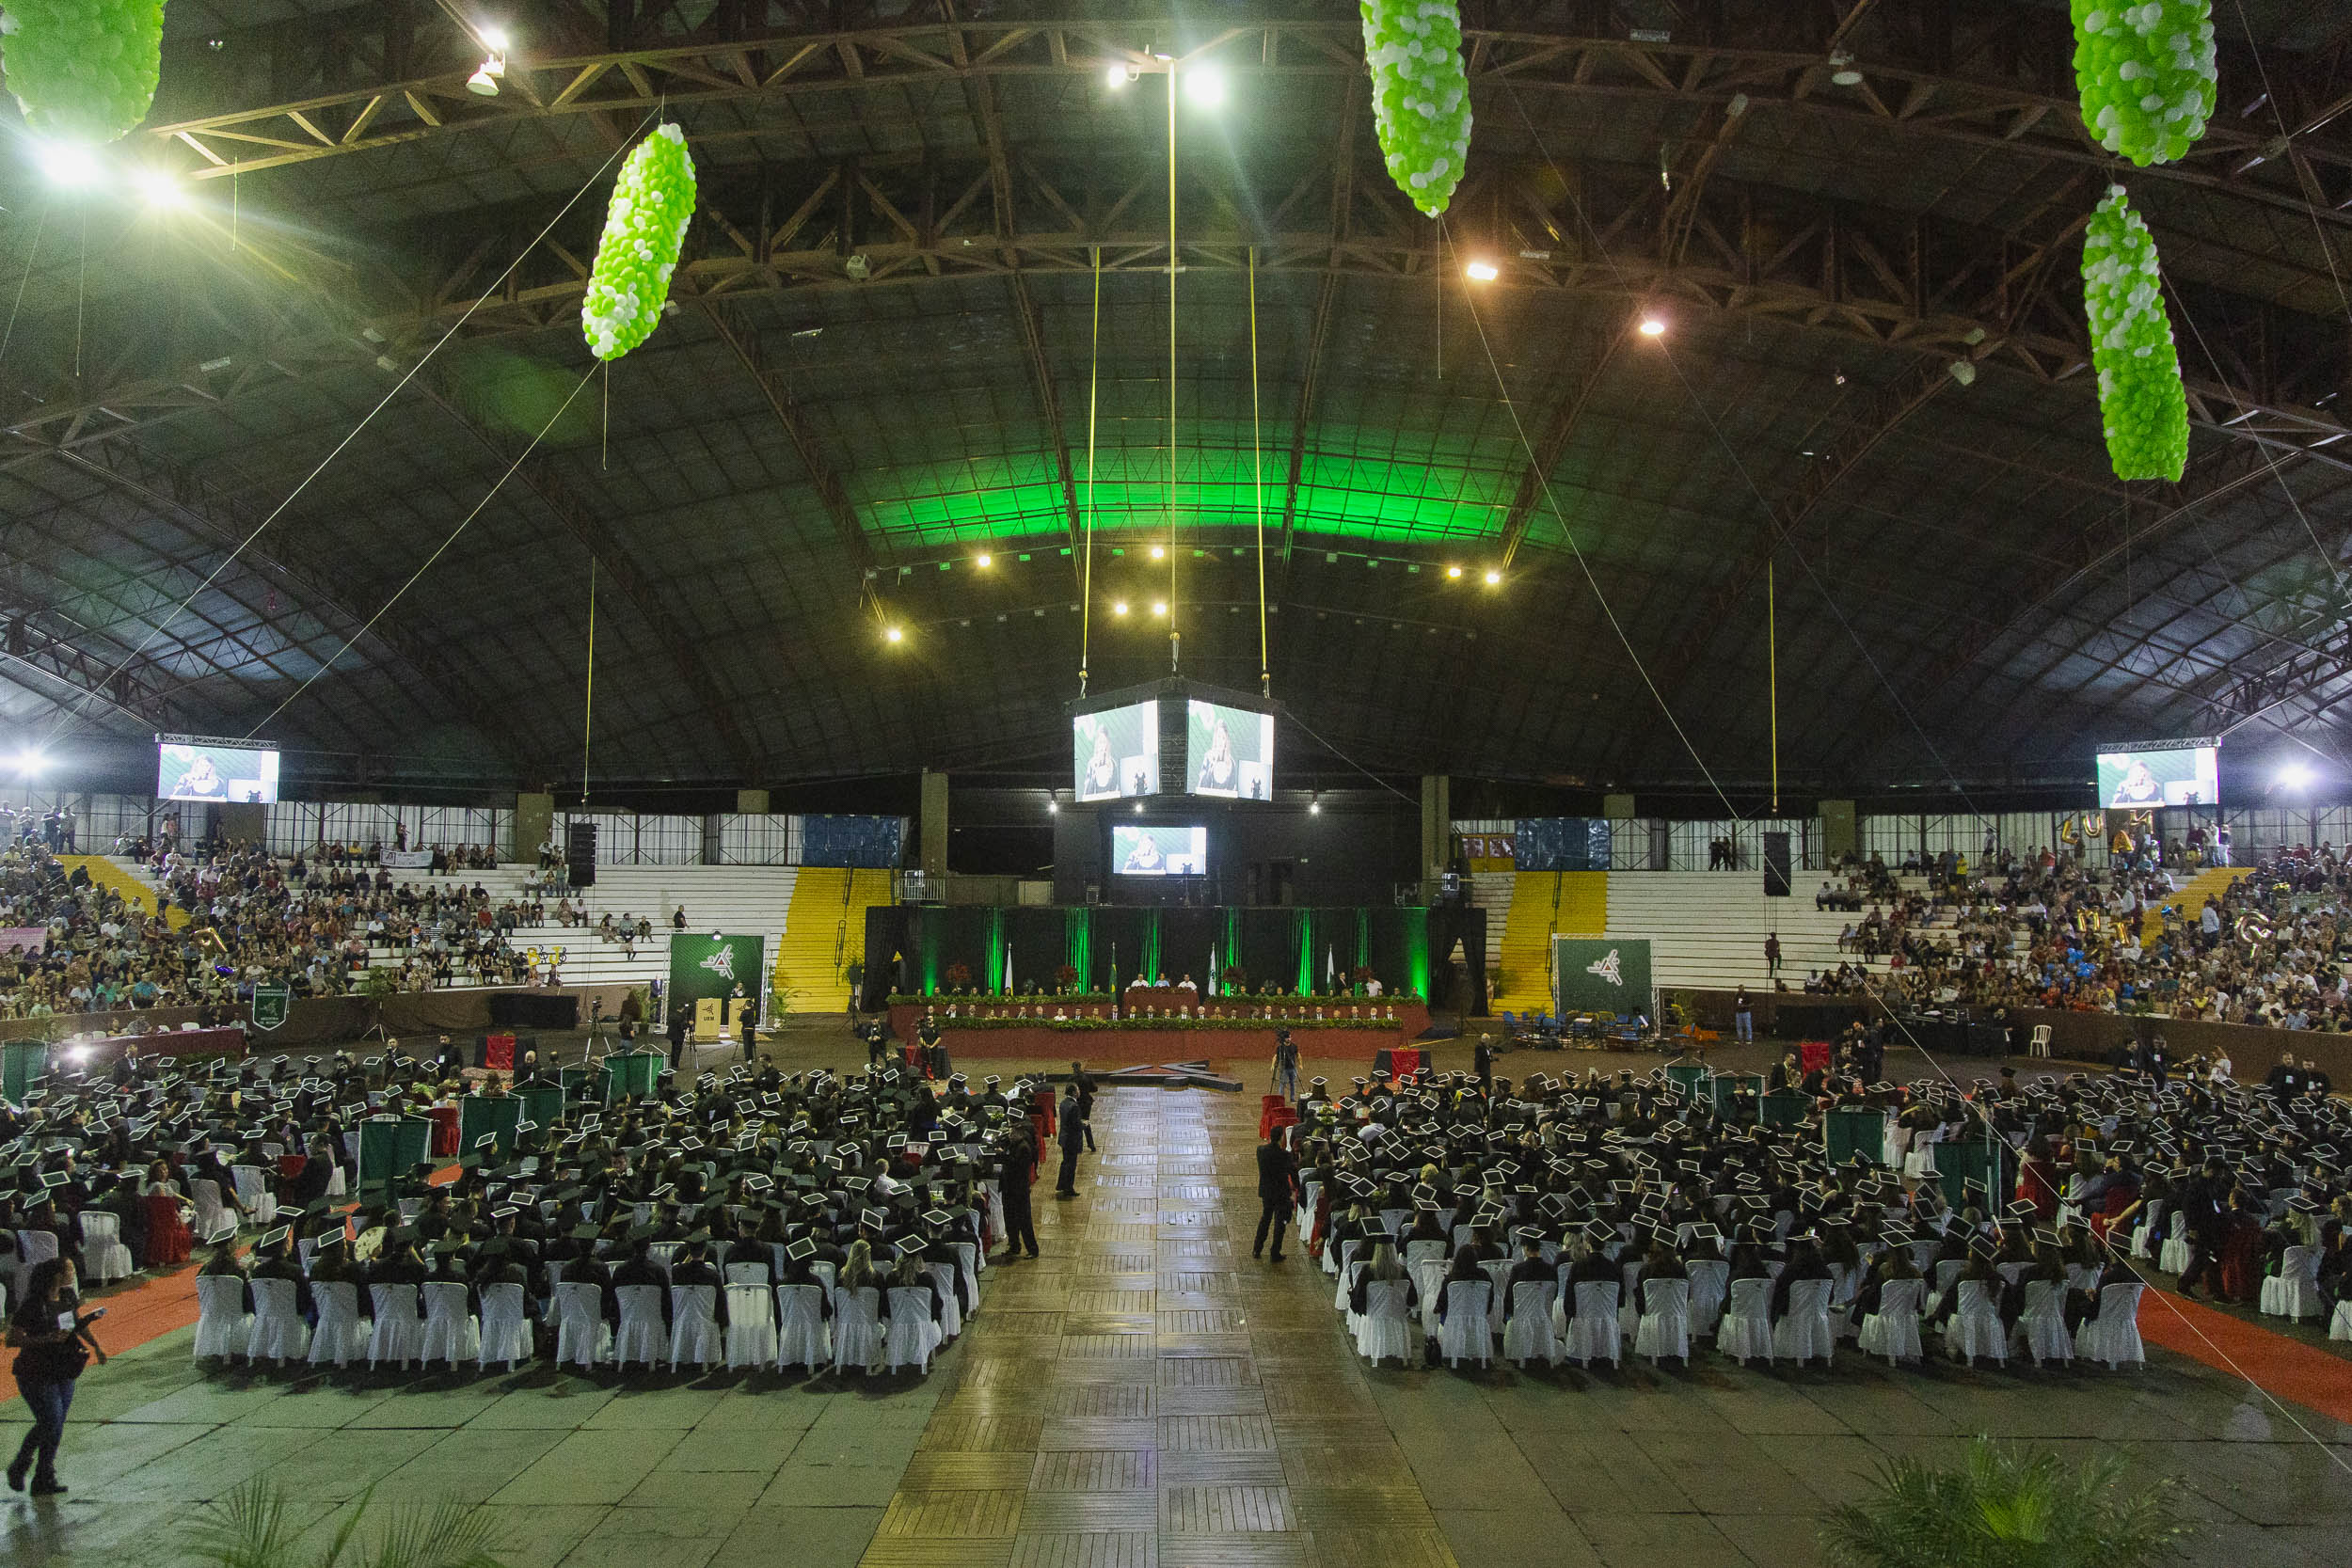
[2132,1288,2352,1424]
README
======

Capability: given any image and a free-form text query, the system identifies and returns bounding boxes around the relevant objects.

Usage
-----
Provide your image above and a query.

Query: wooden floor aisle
[862,1085,1455,1568]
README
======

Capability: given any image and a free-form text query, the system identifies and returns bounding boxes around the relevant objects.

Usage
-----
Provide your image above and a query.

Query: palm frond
[357,1494,508,1568]
[1818,1437,2194,1568]
[184,1478,301,1568]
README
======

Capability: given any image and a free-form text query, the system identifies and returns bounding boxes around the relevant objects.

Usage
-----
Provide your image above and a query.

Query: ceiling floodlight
[1182,63,1226,107]
[1446,564,1463,579]
[976,553,993,568]
[1637,315,1667,338]
[36,142,103,189]
[1828,50,1864,87]
[883,626,904,644]
[1464,260,1499,282]
[1483,569,1502,586]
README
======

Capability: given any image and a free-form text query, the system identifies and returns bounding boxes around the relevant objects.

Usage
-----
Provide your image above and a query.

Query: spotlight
[12,749,47,777]
[1637,315,1667,338]
[976,553,993,568]
[1112,600,1129,616]
[1484,569,1502,586]
[1446,564,1463,579]
[883,626,904,644]
[2279,763,2315,791]
[1151,601,1168,617]
[134,167,184,207]
[1828,49,1864,87]
[1463,260,1499,282]
[1047,799,1059,814]
[467,64,501,96]
[1150,544,1166,560]
[1134,801,1145,814]
[36,142,103,189]
[1182,62,1226,108]
[1947,359,1977,387]
[1309,795,1321,816]
[478,24,511,52]
[845,253,871,281]
[1106,61,1136,89]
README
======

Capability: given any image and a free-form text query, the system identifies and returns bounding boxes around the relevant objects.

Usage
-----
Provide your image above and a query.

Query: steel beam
[693,297,875,571]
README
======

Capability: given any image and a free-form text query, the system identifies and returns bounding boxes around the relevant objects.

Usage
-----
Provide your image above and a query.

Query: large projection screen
[1185,700,1274,800]
[1073,701,1159,802]
[157,739,280,803]
[1111,824,1207,877]
[2095,738,2219,809]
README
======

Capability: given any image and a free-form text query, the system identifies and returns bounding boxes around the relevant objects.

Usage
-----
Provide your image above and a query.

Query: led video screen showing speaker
[157,738,279,803]
[1185,700,1274,800]
[1073,700,1160,802]
[2095,738,2219,809]
[1111,824,1207,877]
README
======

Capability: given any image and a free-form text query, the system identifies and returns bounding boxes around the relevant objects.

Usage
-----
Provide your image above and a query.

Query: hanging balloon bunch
[1359,0,1471,217]
[2081,185,2189,483]
[581,123,698,363]
[2,0,168,144]
[2069,1,2217,166]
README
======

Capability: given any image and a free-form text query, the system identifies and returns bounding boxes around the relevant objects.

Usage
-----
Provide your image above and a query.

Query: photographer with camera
[8,1258,107,1495]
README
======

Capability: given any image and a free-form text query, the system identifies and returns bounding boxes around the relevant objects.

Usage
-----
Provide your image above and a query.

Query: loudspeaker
[1762,831,1792,897]
[566,821,597,888]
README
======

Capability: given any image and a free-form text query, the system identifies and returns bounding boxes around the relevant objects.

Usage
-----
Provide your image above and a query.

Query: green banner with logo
[1549,935,1653,1021]
[667,932,765,1012]
[250,983,291,1032]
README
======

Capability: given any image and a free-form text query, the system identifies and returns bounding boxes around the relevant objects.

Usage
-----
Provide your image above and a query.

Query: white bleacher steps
[1602,873,1897,993]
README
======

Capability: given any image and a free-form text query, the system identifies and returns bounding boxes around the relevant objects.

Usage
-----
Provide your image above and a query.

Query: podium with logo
[670,932,765,1040]
[1549,935,1655,1023]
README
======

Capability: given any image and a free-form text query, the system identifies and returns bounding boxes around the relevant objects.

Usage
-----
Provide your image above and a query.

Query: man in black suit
[995,1132,1039,1261]
[668,1003,690,1071]
[1253,1128,1295,1263]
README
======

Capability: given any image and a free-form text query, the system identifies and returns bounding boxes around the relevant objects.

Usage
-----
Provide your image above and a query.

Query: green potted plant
[1820,1437,2191,1568]
[843,958,866,1015]
[187,1478,505,1568]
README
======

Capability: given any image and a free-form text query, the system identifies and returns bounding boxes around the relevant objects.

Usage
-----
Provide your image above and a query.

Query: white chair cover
[77,1211,135,1284]
[1501,1280,1560,1367]
[1485,1259,1518,1340]
[190,1179,237,1243]
[1686,1259,1730,1338]
[2074,1282,2146,1369]
[2158,1212,2191,1275]
[1617,1262,1644,1342]
[883,1286,941,1372]
[723,1261,771,1286]
[421,1280,481,1365]
[1355,1278,1416,1366]
[1718,1276,1775,1365]
[927,1262,964,1339]
[833,1285,885,1371]
[1329,1242,1362,1304]
[724,1284,777,1369]
[2014,1279,2073,1366]
[613,1284,668,1366]
[553,1281,611,1368]
[1773,1277,1836,1365]
[2260,1246,2323,1321]
[194,1274,253,1359]
[1566,1281,1621,1367]
[1634,1277,1691,1363]
[230,1165,278,1227]
[2329,1299,2352,1341]
[1942,1279,2006,1365]
[951,1242,982,1309]
[1857,1278,1925,1364]
[669,1285,723,1369]
[246,1276,311,1362]
[1407,1247,1448,1334]
[13,1228,60,1273]
[368,1283,424,1369]
[308,1280,367,1367]
[777,1283,831,1369]
[2128,1199,2166,1259]
[1436,1279,1491,1367]
[478,1283,532,1370]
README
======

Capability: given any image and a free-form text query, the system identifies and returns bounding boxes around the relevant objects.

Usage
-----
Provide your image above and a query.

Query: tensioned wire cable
[1079,245,1103,696]
[39,102,665,751]
[1166,61,1182,672]
[1249,245,1270,697]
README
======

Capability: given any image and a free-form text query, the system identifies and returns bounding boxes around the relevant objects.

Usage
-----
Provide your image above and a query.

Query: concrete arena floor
[6,1024,2350,1568]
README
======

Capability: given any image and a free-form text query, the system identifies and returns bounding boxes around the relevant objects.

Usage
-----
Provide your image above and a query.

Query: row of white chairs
[193,1277,948,1376]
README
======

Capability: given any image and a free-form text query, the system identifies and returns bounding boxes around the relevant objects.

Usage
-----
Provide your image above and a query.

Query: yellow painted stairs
[2144,864,2249,942]
[1491,870,1607,1014]
[771,867,892,1014]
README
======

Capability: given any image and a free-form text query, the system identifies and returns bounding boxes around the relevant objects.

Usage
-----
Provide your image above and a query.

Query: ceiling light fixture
[36,142,103,189]
[478,24,511,52]
[1637,315,1667,338]
[1106,61,1137,88]
[1151,601,1168,617]
[467,60,502,95]
[1182,62,1226,108]
[1947,359,1977,387]
[1446,564,1463,579]
[1484,569,1502,586]
[1828,49,1864,87]
[976,552,993,568]
[1463,260,1499,282]
[884,626,904,643]
[1150,544,1166,559]
[135,167,184,206]
[1112,600,1129,616]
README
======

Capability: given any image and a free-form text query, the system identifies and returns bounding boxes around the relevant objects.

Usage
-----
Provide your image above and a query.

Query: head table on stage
[886,991,1429,1047]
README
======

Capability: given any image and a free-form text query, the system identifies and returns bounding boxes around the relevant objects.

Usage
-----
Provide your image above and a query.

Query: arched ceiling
[3,0,2351,796]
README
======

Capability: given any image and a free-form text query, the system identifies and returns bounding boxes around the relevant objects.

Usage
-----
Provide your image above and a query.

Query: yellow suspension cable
[1249,245,1268,696]
[1080,245,1102,695]
[1167,64,1180,673]
[1768,558,1780,816]
[581,557,596,806]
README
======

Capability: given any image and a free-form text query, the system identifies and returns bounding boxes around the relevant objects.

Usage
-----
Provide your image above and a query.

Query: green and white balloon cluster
[2070,0,2217,166]
[1359,0,1470,218]
[2,0,167,144]
[2082,185,2188,482]
[582,123,697,363]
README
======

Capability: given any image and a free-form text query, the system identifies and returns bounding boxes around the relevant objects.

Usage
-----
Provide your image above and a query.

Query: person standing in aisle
[1473,1033,1495,1095]
[1273,1028,1299,1102]
[1054,1085,1085,1197]
[8,1258,106,1496]
[1732,985,1754,1044]
[996,1130,1040,1261]
[667,999,689,1072]
[1252,1126,1296,1263]
[1071,1061,1098,1152]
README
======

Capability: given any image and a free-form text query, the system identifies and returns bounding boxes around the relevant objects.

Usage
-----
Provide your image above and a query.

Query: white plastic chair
[246,1277,311,1363]
[230,1164,278,1227]
[1436,1279,1491,1368]
[613,1284,668,1366]
[1942,1279,2007,1366]
[421,1280,481,1366]
[2074,1282,2146,1369]
[833,1285,884,1372]
[478,1283,532,1370]
[2158,1212,2191,1275]
[553,1281,611,1369]
[189,1179,237,1243]
[1565,1281,1621,1368]
[14,1228,60,1273]
[926,1261,964,1339]
[670,1284,723,1369]
[1634,1277,1691,1364]
[2260,1246,2323,1322]
[368,1283,424,1370]
[308,1281,368,1367]
[1406,1243,1448,1333]
[776,1283,831,1370]
[950,1241,981,1310]
[1355,1277,1417,1366]
[2028,1023,2051,1057]
[1857,1278,1925,1365]
[2014,1279,2073,1367]
[1773,1278,1837,1366]
[723,1261,771,1287]
[884,1286,942,1372]
[1719,1277,1774,1364]
[2128,1199,2167,1259]
[77,1212,135,1284]
[724,1283,777,1369]
[1501,1279,1560,1367]
[2329,1299,2352,1341]
[194,1274,253,1360]
[1686,1259,1730,1338]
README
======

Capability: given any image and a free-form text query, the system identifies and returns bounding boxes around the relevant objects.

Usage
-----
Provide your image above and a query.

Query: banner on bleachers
[668,932,764,1015]
[1550,935,1652,1022]
[1454,832,1515,870]
[801,815,906,867]
[380,849,432,868]
[1516,817,1612,872]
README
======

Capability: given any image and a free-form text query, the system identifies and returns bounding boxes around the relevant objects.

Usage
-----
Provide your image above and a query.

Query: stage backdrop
[668,933,765,1014]
[1551,935,1654,1020]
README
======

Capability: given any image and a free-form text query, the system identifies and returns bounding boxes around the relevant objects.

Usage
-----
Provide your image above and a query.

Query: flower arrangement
[582,124,696,362]
[1359,0,1470,217]
[2070,1,2217,167]
[942,962,974,990]
[1220,964,1248,990]
[2081,185,2188,482]
[3,0,167,144]
[1054,964,1080,989]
